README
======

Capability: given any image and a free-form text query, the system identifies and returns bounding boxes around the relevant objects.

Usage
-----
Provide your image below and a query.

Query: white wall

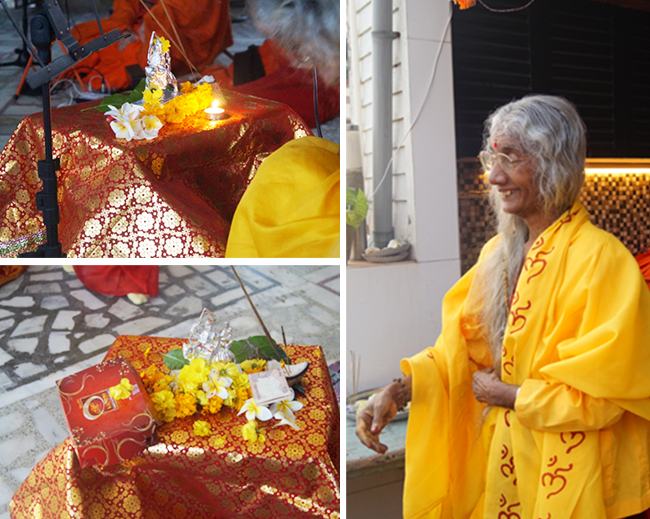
[347,0,461,391]
[347,259,459,391]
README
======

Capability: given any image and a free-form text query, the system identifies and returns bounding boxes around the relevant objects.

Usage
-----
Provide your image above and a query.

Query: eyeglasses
[479,151,531,174]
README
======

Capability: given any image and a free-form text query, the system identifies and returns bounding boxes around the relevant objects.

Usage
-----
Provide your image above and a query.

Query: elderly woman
[356,95,650,519]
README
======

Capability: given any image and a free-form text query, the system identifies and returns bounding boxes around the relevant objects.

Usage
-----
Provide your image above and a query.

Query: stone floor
[0,264,340,518]
[0,3,340,152]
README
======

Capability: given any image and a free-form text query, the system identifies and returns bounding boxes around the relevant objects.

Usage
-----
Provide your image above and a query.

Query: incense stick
[137,0,200,77]
[231,266,283,360]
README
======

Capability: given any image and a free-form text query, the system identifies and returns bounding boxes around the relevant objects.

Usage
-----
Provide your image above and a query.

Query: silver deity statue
[183,309,236,364]
[145,31,178,95]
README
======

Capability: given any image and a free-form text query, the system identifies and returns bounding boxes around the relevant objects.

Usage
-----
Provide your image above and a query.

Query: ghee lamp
[204,100,226,121]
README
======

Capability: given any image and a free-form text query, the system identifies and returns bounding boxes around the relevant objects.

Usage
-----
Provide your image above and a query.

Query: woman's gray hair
[474,95,587,373]
[247,0,340,84]
[482,94,586,215]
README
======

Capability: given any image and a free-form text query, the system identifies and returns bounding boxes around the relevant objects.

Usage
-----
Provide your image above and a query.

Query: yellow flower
[235,387,249,412]
[223,387,237,408]
[178,358,209,392]
[196,390,209,406]
[231,372,250,391]
[202,396,223,415]
[193,420,211,437]
[241,359,266,374]
[141,364,165,392]
[175,392,198,419]
[151,389,176,422]
[242,420,266,444]
[143,87,163,107]
[109,378,133,401]
[153,374,174,393]
[180,81,195,94]
[158,36,171,54]
[212,362,240,379]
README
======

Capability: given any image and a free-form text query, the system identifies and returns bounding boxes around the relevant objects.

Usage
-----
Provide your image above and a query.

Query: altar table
[10,336,340,519]
[0,92,310,257]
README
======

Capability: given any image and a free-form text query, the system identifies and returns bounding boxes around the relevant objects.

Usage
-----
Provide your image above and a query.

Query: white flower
[237,398,272,421]
[107,103,152,141]
[202,370,232,400]
[140,115,162,139]
[106,103,143,119]
[109,115,137,141]
[270,390,303,423]
[273,412,300,430]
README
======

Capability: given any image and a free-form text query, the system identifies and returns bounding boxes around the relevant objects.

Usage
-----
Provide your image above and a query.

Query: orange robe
[69,0,233,91]
[636,249,650,290]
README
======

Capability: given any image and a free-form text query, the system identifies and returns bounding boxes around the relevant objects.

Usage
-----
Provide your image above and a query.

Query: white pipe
[371,0,397,248]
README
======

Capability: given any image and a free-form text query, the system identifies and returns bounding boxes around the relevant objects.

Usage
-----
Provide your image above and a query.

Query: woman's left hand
[472,367,519,410]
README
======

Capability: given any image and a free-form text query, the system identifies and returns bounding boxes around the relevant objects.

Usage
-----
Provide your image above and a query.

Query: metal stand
[0,0,31,69]
[0,0,123,257]
[19,13,63,257]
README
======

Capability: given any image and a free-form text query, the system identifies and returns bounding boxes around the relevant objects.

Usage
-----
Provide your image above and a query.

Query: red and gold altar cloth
[0,91,310,258]
[10,336,340,519]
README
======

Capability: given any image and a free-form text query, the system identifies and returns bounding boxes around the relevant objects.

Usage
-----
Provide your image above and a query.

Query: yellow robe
[401,201,650,519]
[225,136,340,258]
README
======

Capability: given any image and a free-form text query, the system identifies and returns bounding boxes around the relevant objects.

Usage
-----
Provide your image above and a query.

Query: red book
[57,356,160,468]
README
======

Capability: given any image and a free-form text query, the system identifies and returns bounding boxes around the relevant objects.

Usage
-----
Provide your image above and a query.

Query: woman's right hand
[355,388,398,454]
[355,376,412,454]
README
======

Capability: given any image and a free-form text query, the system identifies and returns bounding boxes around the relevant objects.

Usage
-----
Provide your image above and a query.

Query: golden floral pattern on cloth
[0,92,310,258]
[10,336,339,518]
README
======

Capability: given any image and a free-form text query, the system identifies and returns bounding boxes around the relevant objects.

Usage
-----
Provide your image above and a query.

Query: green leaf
[292,382,306,396]
[163,348,190,370]
[95,79,147,113]
[96,92,129,113]
[231,336,290,364]
[126,78,147,103]
[346,187,368,228]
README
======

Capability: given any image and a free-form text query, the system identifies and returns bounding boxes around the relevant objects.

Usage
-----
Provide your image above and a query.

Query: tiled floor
[0,264,340,517]
[0,4,339,152]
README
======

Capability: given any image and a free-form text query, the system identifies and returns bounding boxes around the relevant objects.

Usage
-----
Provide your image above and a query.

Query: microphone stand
[0,0,124,257]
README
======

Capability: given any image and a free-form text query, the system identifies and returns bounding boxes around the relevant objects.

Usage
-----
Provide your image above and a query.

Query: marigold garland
[143,82,213,125]
[140,356,301,441]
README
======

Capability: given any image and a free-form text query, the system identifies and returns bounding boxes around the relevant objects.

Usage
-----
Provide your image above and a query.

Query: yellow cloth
[401,201,650,519]
[225,136,340,258]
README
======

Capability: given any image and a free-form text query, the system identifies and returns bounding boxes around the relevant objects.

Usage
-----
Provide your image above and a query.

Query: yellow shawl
[402,202,650,519]
[225,136,340,258]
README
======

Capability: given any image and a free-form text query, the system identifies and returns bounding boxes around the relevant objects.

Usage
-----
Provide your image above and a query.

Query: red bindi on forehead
[494,142,498,148]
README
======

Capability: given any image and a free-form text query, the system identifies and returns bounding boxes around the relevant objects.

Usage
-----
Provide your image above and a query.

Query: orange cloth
[10,336,340,519]
[636,249,650,290]
[0,266,26,286]
[69,0,233,91]
[73,266,159,296]
[204,40,340,128]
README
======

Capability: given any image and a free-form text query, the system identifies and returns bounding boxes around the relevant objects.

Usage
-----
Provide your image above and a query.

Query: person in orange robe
[72,266,159,304]
[68,0,233,92]
[0,266,26,286]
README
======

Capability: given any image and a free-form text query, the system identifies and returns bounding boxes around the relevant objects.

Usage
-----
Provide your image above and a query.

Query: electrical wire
[368,12,452,202]
[0,0,45,67]
[71,65,112,92]
[477,0,536,13]
[313,67,322,138]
